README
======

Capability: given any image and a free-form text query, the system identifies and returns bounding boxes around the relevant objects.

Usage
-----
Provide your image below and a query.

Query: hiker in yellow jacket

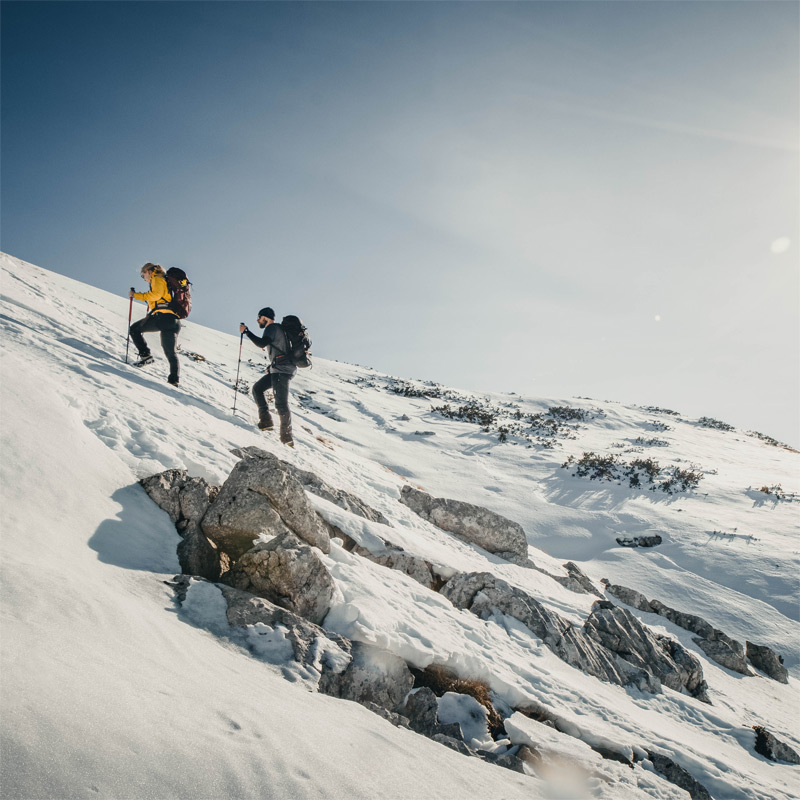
[128,263,181,385]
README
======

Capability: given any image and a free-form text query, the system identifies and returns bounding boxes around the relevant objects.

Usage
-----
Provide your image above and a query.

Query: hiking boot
[257,409,274,431]
[167,376,179,387]
[133,354,154,367]
[279,412,293,447]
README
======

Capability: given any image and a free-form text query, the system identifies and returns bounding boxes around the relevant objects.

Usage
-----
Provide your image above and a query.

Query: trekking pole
[124,291,134,363]
[232,329,244,415]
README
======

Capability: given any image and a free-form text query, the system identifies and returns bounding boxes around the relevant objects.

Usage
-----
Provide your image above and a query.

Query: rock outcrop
[317,640,415,712]
[603,581,787,681]
[753,725,800,764]
[746,641,789,684]
[646,751,713,800]
[441,572,659,693]
[140,470,224,579]
[202,449,330,559]
[228,532,336,626]
[584,601,710,702]
[352,542,438,590]
[399,486,529,566]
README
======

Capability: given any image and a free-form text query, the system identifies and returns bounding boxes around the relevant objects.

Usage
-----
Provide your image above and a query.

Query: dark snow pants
[130,313,180,382]
[253,372,293,442]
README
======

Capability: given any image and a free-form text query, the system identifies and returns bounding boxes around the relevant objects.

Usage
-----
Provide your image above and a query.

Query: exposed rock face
[603,581,773,679]
[399,486,529,566]
[441,572,659,693]
[399,687,463,740]
[616,535,662,548]
[217,581,350,673]
[602,582,652,612]
[172,576,351,678]
[352,543,436,590]
[140,470,223,579]
[233,445,389,525]
[692,636,750,675]
[318,640,414,712]
[558,562,602,596]
[228,532,336,626]
[292,466,390,525]
[202,449,330,559]
[646,751,713,800]
[746,641,789,684]
[584,602,710,702]
[753,726,800,764]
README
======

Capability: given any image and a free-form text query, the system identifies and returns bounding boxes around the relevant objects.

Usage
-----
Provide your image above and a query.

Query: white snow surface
[1,251,798,800]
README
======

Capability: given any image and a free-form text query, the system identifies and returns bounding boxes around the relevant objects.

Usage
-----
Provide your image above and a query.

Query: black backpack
[165,267,192,319]
[280,315,312,368]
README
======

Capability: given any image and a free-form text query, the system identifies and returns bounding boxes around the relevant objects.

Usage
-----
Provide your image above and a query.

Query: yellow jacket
[133,273,176,316]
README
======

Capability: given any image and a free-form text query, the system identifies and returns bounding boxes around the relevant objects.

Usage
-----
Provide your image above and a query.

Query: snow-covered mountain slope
[1,251,798,800]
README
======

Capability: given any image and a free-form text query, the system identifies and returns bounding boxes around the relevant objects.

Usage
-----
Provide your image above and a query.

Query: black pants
[130,313,180,381]
[253,372,291,414]
[253,372,293,442]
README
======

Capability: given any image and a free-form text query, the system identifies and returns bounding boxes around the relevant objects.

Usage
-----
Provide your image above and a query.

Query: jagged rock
[606,583,751,676]
[227,532,335,625]
[399,486,529,566]
[746,641,789,683]
[202,449,330,559]
[399,687,463,740]
[318,640,414,713]
[352,543,436,589]
[141,470,222,579]
[171,576,351,677]
[232,445,389,525]
[442,573,660,693]
[584,602,710,702]
[616,535,662,548]
[430,733,475,757]
[481,745,538,773]
[753,725,800,764]
[177,528,227,581]
[293,467,390,525]
[362,703,411,728]
[559,562,602,596]
[602,582,653,613]
[140,470,218,533]
[693,636,750,676]
[646,750,713,800]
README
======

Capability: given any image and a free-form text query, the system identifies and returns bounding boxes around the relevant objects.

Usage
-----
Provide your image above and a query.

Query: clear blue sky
[2,1,798,445]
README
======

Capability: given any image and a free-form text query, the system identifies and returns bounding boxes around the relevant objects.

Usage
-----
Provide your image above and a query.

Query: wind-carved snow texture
[2,252,799,800]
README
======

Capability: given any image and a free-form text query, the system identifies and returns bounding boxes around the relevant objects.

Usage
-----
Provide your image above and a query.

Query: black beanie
[258,307,275,320]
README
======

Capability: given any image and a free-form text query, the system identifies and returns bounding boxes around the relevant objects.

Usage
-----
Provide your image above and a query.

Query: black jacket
[244,323,296,376]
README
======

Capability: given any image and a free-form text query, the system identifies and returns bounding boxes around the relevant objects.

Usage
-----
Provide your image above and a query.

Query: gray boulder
[558,562,602,596]
[399,687,463,740]
[646,751,713,800]
[318,640,414,712]
[399,486,529,566]
[693,636,750,676]
[602,581,653,613]
[202,449,330,559]
[228,532,336,625]
[606,583,753,677]
[746,641,789,683]
[442,572,660,693]
[584,602,710,702]
[140,470,223,580]
[352,543,436,589]
[753,725,800,764]
[292,466,390,525]
[171,576,351,678]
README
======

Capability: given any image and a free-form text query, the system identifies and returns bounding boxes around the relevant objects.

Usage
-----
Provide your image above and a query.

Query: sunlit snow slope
[1,252,798,800]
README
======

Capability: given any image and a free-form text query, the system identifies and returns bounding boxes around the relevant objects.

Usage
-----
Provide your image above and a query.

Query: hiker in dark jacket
[240,307,295,447]
[129,263,180,386]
